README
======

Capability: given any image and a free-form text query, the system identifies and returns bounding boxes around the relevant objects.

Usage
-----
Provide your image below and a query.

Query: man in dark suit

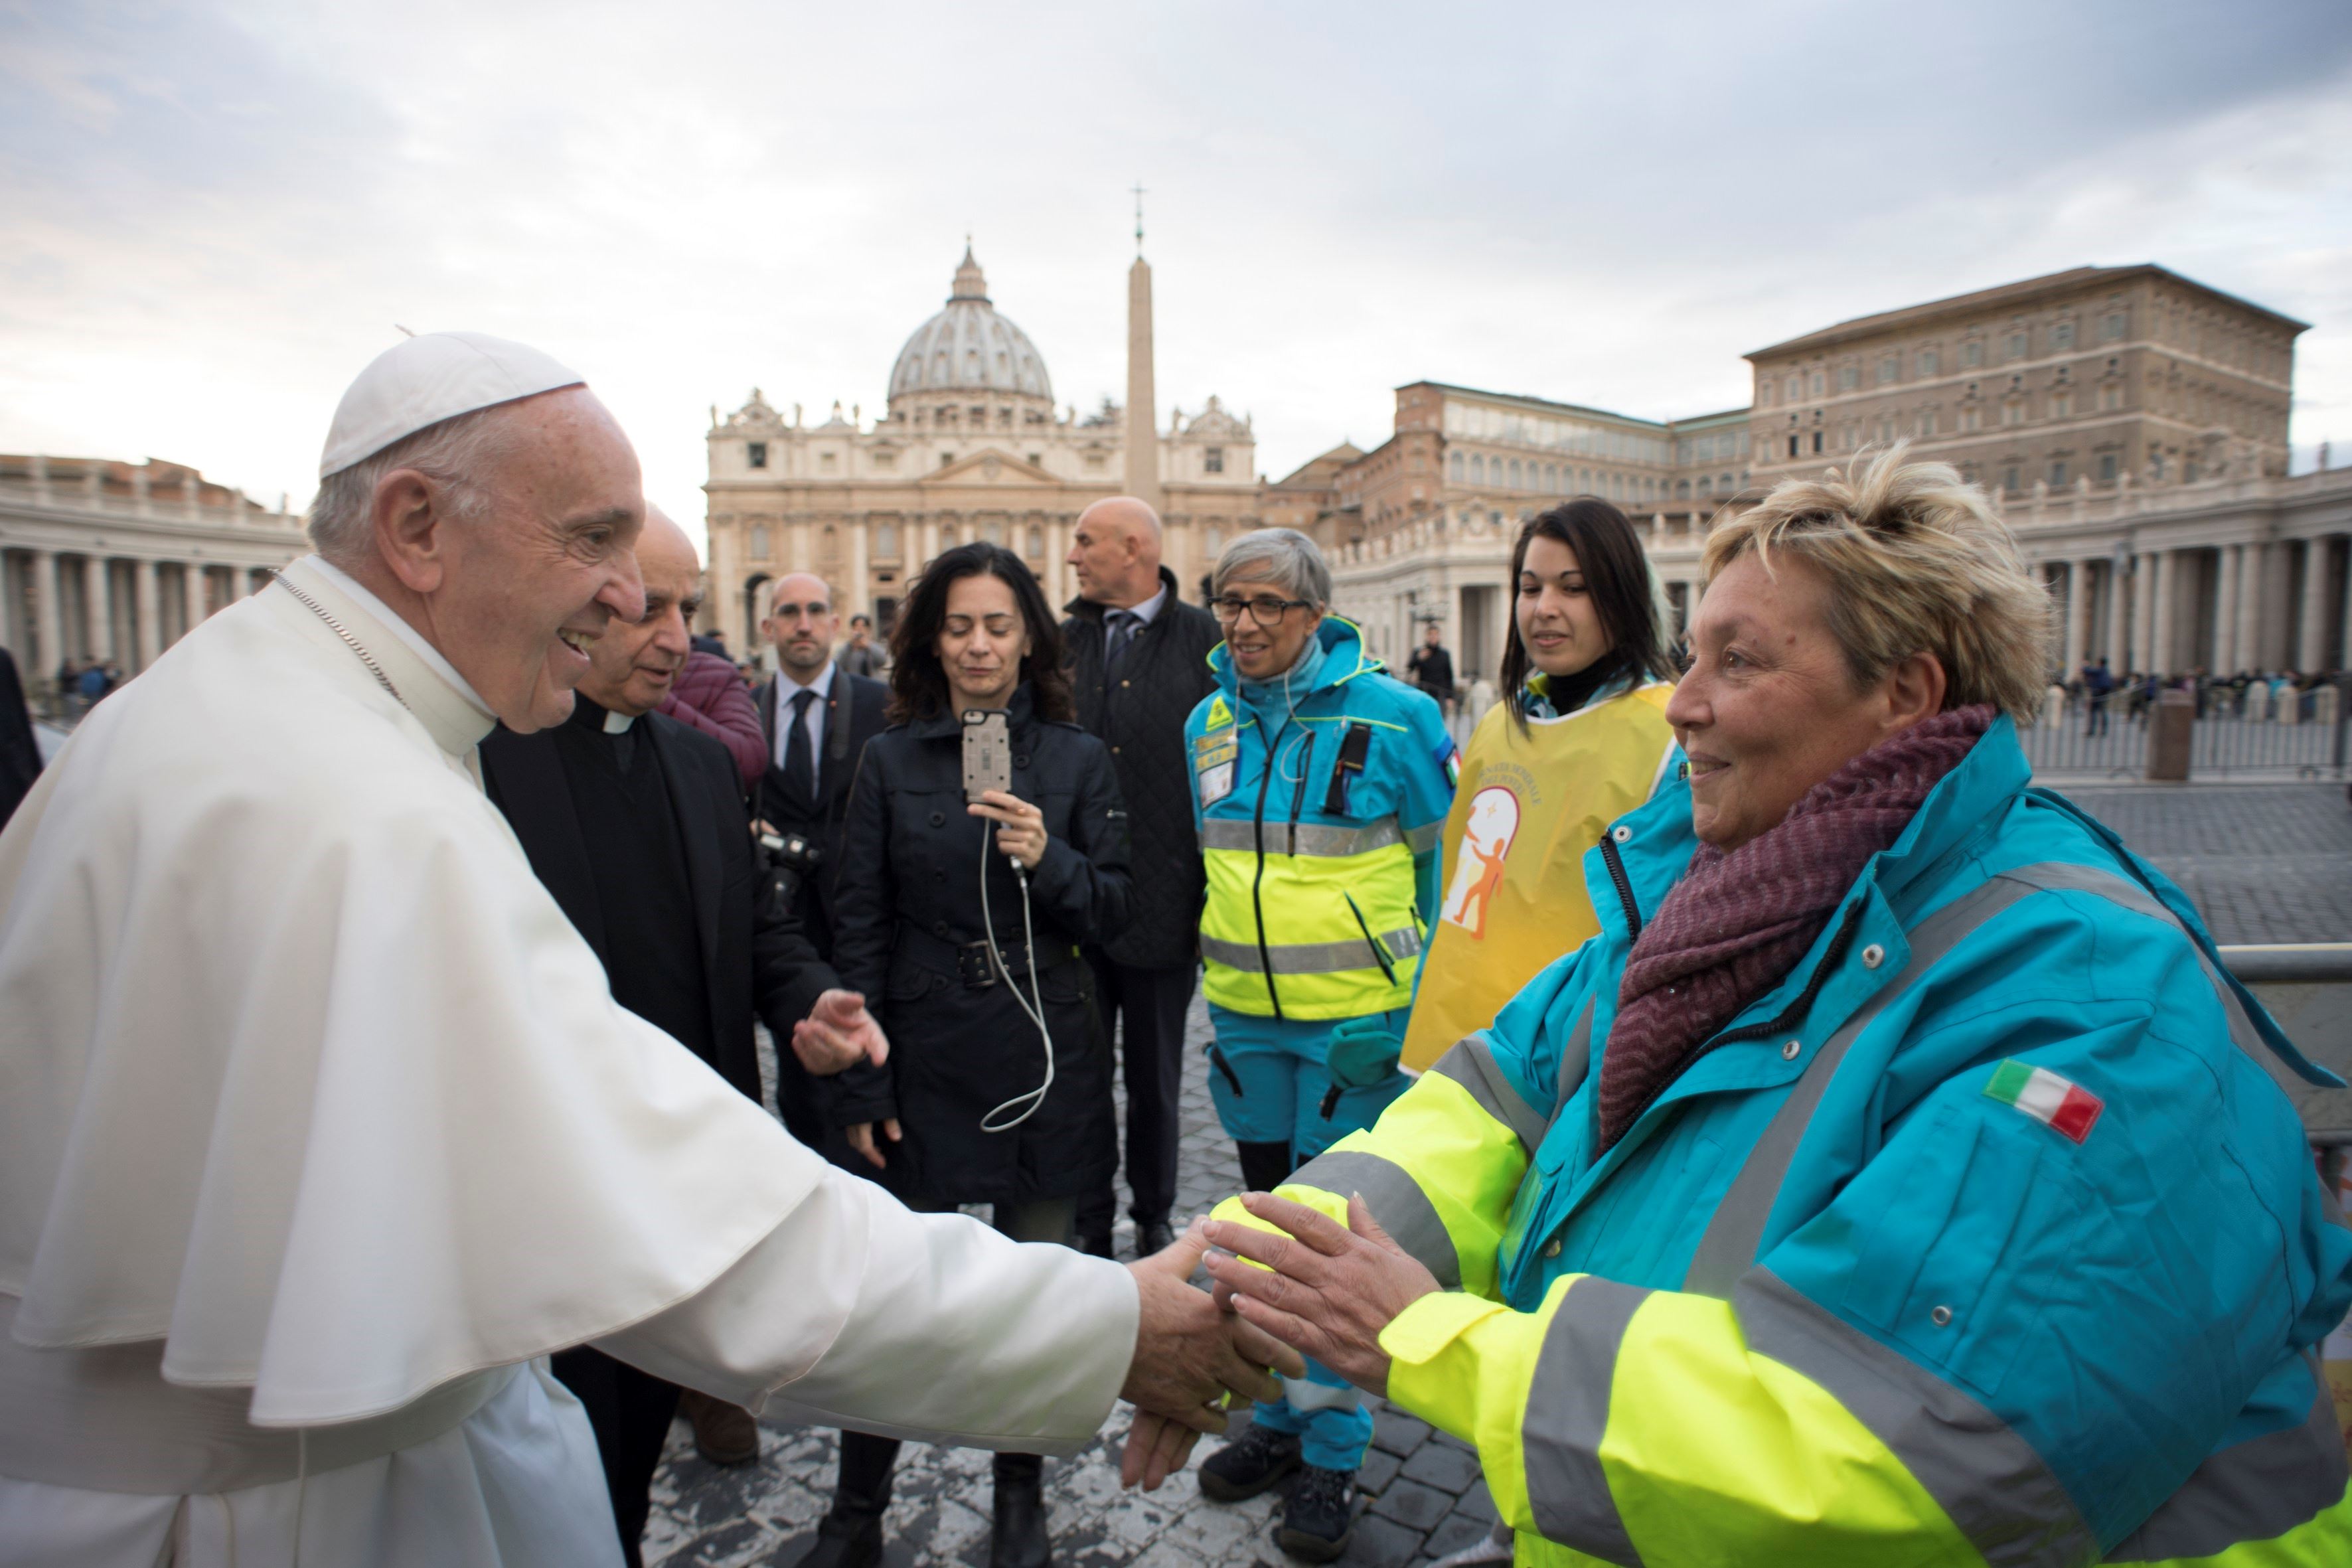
[1063,498,1223,1259]
[0,647,42,829]
[752,572,890,1146]
[481,512,885,1568]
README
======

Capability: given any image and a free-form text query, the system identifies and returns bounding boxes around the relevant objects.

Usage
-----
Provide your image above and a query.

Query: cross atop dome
[950,242,989,304]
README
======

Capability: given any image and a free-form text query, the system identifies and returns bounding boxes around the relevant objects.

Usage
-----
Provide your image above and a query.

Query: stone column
[134,558,161,671]
[2236,541,2266,672]
[2212,545,2238,678]
[2062,559,2089,675]
[2149,550,2178,676]
[2129,553,2156,674]
[32,551,62,698]
[2296,537,2331,673]
[181,562,206,639]
[2104,562,2129,674]
[87,558,114,663]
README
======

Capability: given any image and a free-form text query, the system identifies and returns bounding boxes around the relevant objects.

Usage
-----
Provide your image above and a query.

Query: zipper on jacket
[1615,900,1868,1139]
[1285,732,1316,856]
[1247,716,1289,1019]
[1599,833,1644,942]
[1342,892,1399,987]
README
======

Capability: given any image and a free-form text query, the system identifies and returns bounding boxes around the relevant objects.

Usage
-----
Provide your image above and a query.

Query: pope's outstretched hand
[1200,1190,1439,1397]
[1118,1219,1303,1488]
[790,988,888,1075]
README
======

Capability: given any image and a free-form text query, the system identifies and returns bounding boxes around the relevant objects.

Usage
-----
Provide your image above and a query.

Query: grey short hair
[307,403,520,565]
[1213,528,1330,608]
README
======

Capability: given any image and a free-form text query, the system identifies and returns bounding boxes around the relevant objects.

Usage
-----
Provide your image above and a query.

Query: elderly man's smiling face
[405,388,648,732]
[576,507,702,718]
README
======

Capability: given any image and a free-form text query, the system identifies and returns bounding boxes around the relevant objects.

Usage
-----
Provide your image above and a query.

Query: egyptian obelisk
[1123,188,1163,513]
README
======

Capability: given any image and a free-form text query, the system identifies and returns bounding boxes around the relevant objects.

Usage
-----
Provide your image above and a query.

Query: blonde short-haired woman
[1200,447,2352,1566]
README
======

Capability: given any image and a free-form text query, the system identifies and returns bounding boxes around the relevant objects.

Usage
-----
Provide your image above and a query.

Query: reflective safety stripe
[1523,1277,1652,1566]
[1279,1375,1365,1414]
[1287,1148,1462,1287]
[1405,819,1444,854]
[1201,926,1424,976]
[1684,858,2287,1298]
[1682,874,2047,1296]
[1431,1036,1549,1156]
[1199,817,1406,857]
[1554,1002,1595,1138]
[2105,1362,2350,1562]
[1734,1269,2100,1568]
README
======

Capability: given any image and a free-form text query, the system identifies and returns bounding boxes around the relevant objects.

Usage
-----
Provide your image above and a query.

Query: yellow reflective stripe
[1201,964,1414,1019]
[1200,926,1423,975]
[1313,1072,1522,1299]
[1200,817,1407,856]
[1603,1287,1978,1565]
[1383,1280,1563,1545]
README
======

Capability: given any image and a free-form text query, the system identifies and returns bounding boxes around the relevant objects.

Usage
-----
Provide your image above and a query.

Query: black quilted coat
[825,686,1130,1206]
[1062,570,1223,971]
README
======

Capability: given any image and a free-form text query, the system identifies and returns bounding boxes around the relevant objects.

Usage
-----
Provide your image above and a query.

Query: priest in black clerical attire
[481,512,887,1567]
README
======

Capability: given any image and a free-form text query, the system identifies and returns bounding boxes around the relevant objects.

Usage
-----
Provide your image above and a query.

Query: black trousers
[1075,954,1197,1239]
[550,1346,682,1568]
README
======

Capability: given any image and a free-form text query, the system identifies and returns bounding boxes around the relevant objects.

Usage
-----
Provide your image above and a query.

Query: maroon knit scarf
[1594,704,1996,1152]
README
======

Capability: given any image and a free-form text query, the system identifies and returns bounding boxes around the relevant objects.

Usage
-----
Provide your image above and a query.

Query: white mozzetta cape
[0,560,1136,1559]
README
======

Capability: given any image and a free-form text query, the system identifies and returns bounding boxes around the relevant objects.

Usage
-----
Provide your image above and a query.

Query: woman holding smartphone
[811,542,1129,1568]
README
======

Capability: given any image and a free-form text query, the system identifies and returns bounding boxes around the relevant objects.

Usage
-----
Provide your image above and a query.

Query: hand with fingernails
[1196,1191,1440,1399]
[968,788,1047,869]
[787,988,888,1076]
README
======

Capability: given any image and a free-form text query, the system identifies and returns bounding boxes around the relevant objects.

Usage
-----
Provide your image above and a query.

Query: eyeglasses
[1210,595,1314,627]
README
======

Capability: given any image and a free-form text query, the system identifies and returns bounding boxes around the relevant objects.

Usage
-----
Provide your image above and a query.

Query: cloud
[1,0,2348,529]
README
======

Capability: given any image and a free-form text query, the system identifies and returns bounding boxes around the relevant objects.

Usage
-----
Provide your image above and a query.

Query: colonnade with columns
[1,548,279,683]
[2037,530,2350,680]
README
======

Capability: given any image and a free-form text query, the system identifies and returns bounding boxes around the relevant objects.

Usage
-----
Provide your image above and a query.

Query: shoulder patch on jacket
[1984,1059,2104,1144]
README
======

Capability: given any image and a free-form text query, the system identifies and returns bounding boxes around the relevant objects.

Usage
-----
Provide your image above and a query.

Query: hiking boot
[678,1389,759,1466]
[1196,1423,1301,1503]
[1277,1464,1356,1563]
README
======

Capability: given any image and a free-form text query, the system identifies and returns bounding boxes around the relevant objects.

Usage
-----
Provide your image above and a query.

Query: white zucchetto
[320,331,584,478]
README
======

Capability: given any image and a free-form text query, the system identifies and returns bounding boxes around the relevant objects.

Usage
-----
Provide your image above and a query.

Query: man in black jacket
[1063,497,1223,1257]
[0,647,41,830]
[752,572,892,1145]
[481,513,884,1568]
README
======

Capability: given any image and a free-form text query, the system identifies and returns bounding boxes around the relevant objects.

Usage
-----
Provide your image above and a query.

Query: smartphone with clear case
[961,709,1011,802]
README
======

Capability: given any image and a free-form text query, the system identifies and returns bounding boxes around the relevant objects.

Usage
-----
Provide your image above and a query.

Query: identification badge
[1194,734,1238,768]
[1199,759,1236,807]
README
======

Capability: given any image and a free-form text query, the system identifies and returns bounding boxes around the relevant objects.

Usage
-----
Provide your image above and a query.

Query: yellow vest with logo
[1399,681,1676,1071]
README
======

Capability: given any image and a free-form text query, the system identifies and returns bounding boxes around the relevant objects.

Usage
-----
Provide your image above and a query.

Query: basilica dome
[888,247,1054,405]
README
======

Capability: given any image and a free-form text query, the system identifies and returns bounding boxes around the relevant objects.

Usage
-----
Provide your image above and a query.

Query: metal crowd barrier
[2227,945,2352,1153]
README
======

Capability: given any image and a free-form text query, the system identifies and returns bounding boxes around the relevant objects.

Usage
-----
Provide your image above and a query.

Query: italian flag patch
[1982,1059,2103,1144]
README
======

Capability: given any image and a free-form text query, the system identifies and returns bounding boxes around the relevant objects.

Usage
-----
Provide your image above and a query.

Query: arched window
[939,524,958,546]
[874,522,900,558]
[749,523,770,559]
[1207,525,1225,554]
[1448,451,1464,481]
[1508,458,1522,489]
[1026,526,1043,557]
[980,519,1004,546]
[1470,454,1486,485]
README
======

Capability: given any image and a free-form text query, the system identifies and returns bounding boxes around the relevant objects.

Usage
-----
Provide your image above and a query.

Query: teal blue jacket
[1463,714,2352,1555]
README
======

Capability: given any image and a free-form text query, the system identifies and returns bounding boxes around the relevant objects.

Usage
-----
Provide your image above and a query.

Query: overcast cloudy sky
[4,0,2349,538]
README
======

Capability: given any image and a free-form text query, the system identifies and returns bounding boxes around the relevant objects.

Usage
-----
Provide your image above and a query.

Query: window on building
[2002,463,2021,493]
[1920,408,1937,436]
[1449,451,1464,481]
[2149,452,2165,481]
[821,452,838,473]
[1507,458,1522,488]
[1840,364,1859,390]
[1917,348,1940,376]
[1810,371,1826,397]
[1812,430,1824,453]
[2049,460,2069,488]
[1026,526,1044,557]
[1963,341,1983,368]
[747,441,767,469]
[1028,452,1042,467]
[2007,331,2028,358]
[2102,311,2127,341]
[1784,375,1801,400]
[2053,392,2072,420]
[940,452,955,467]
[749,524,770,559]
[1204,446,1225,473]
[1788,433,1800,458]
[2052,321,2076,350]
[1760,379,1775,407]
[1470,454,1486,485]
[1962,406,1982,433]
[1877,354,1899,384]
[2100,383,2122,412]
[2097,453,2118,483]
[980,520,1004,546]
[1697,476,1712,497]
[875,522,899,558]
[2003,402,2025,428]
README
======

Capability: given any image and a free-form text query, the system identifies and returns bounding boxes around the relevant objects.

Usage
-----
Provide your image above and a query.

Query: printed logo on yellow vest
[1441,785,1520,938]
[1205,695,1234,730]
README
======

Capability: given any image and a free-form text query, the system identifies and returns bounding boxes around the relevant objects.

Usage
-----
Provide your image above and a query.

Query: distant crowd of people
[2068,657,2339,733]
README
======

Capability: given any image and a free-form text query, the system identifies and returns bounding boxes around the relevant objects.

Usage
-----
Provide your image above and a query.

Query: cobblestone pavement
[2057,783,2352,945]
[647,783,2350,1565]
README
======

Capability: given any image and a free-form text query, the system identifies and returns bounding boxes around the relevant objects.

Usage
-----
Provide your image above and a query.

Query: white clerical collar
[785,659,836,700]
[1125,582,1169,626]
[603,709,637,734]
[305,556,495,718]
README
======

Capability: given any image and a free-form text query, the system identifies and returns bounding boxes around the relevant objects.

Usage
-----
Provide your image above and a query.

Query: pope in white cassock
[0,333,1292,1567]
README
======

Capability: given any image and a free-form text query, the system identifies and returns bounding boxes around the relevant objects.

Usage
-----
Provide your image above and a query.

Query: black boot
[795,1433,896,1568]
[1197,1423,1301,1502]
[1278,1464,1358,1563]
[990,1452,1052,1568]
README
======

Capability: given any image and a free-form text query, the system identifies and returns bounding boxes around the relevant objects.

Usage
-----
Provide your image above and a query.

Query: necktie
[783,688,818,811]
[1104,611,1138,674]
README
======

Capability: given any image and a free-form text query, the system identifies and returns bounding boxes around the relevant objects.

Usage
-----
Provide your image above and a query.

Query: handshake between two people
[783,997,1430,1494]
